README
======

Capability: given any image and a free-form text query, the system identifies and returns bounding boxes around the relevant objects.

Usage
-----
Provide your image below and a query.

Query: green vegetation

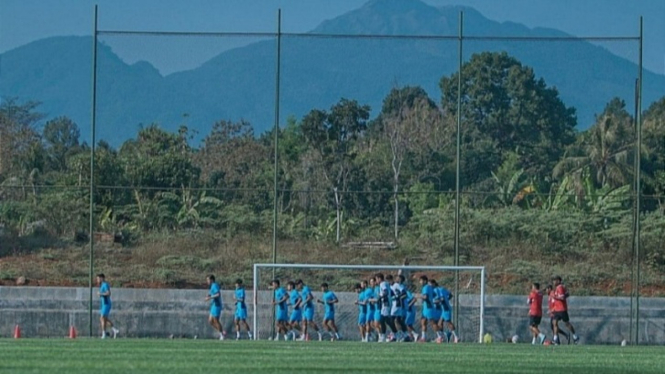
[1,52,664,294]
[1,339,664,374]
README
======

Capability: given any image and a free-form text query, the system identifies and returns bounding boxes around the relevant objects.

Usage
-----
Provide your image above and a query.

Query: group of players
[526,276,580,345]
[265,273,460,343]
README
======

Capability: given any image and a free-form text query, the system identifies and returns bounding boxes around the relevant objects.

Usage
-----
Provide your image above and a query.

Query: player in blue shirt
[392,274,410,342]
[317,283,340,341]
[364,277,377,341]
[354,282,368,341]
[96,273,119,339]
[205,274,225,340]
[287,281,302,340]
[437,282,458,343]
[271,279,289,341]
[296,279,322,341]
[429,279,445,342]
[418,275,440,342]
[405,288,419,341]
[233,279,252,340]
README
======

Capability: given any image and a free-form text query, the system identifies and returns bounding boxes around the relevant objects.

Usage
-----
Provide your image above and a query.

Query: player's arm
[408,297,417,308]
[328,296,339,305]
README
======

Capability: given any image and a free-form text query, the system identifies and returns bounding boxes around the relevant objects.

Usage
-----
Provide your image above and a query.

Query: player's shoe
[436,336,443,344]
[317,332,323,341]
[573,335,580,345]
[453,336,459,343]
[112,328,119,339]
[538,333,546,345]
[219,333,225,341]
[417,337,426,343]
[101,332,107,339]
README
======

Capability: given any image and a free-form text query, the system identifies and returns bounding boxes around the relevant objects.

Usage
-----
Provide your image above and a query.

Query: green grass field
[1,339,664,374]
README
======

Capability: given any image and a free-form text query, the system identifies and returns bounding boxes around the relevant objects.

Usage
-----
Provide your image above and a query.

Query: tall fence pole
[270,8,282,340]
[453,11,464,329]
[634,16,643,345]
[88,4,99,338]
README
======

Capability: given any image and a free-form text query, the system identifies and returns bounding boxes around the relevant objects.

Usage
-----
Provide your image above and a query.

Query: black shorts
[552,311,570,322]
[529,316,542,327]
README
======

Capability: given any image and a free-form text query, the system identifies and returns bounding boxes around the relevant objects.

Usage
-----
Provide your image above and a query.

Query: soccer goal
[252,263,485,342]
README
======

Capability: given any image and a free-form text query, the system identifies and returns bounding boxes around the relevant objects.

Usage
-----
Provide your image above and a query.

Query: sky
[1,0,664,75]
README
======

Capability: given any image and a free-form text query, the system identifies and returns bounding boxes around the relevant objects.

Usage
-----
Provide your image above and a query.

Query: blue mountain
[1,0,662,146]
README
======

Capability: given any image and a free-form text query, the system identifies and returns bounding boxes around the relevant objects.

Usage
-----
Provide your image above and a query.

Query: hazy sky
[1,0,663,75]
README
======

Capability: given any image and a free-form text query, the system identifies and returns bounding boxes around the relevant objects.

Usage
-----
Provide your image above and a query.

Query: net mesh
[253,264,484,342]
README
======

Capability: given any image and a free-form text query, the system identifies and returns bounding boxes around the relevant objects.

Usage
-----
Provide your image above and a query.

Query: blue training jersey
[301,286,313,309]
[323,290,337,313]
[365,288,376,311]
[406,290,415,312]
[209,282,221,307]
[100,282,111,306]
[438,286,452,311]
[421,284,434,310]
[357,289,367,314]
[289,289,301,310]
[235,287,246,309]
[274,287,287,311]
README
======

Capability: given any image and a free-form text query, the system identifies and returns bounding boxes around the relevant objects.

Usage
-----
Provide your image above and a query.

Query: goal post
[252,263,485,342]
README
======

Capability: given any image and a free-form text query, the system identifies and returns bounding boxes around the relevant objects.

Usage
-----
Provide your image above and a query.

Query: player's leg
[329,318,340,340]
[419,316,428,341]
[561,312,579,343]
[234,316,241,339]
[443,311,458,343]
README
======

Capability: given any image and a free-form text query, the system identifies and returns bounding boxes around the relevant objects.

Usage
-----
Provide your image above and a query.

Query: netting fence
[1,4,663,344]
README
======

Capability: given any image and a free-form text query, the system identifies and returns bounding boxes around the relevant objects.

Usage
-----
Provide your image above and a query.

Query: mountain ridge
[0,0,662,146]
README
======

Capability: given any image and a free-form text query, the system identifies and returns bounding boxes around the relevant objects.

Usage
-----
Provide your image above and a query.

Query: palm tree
[554,98,634,191]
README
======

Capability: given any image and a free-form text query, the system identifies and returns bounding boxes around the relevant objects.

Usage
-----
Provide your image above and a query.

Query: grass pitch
[1,339,664,374]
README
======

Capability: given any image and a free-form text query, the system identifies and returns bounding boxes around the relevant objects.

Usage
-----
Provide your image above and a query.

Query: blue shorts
[303,307,314,321]
[406,311,416,326]
[210,305,222,318]
[358,313,367,326]
[430,309,442,321]
[324,312,335,321]
[366,310,375,323]
[235,307,247,320]
[290,310,302,323]
[442,311,452,323]
[100,304,111,317]
[276,309,288,322]
[374,309,381,322]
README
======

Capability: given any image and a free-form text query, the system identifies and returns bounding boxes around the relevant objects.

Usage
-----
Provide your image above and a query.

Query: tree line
[1,52,665,274]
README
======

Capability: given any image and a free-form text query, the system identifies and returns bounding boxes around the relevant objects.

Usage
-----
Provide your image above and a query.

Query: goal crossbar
[252,263,485,342]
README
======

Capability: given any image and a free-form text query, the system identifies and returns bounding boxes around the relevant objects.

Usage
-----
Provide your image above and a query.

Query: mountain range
[1,0,663,146]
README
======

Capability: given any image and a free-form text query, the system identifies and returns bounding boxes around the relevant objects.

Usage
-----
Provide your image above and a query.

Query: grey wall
[1,286,664,344]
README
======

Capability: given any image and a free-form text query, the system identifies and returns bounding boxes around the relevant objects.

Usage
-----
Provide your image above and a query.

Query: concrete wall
[1,286,664,344]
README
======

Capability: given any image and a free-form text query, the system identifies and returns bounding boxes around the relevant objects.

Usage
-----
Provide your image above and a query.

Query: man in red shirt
[551,276,580,344]
[527,282,546,344]
[545,284,569,344]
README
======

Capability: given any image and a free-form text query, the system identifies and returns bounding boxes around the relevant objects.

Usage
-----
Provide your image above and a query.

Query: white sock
[236,331,240,338]
[248,331,252,338]
[532,337,537,344]
[421,331,425,339]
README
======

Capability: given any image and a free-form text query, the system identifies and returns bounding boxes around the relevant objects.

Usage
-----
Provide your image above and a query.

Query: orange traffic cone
[68,326,77,339]
[13,325,21,339]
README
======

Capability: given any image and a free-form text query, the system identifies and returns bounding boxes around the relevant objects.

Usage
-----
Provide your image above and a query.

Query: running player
[295,279,322,341]
[391,274,410,341]
[205,274,225,340]
[233,279,252,340]
[428,279,445,342]
[354,282,368,341]
[271,279,289,341]
[287,281,302,340]
[404,287,418,341]
[371,277,383,340]
[551,276,580,344]
[96,273,119,339]
[546,284,569,343]
[527,282,546,345]
[437,281,458,343]
[363,277,376,341]
[418,275,440,342]
[317,283,340,341]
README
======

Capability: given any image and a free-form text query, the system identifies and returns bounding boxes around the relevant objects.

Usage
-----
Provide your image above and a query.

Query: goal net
[252,264,485,343]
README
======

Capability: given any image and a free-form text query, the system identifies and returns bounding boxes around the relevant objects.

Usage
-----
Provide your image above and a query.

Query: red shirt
[547,291,556,316]
[552,284,569,312]
[528,290,543,317]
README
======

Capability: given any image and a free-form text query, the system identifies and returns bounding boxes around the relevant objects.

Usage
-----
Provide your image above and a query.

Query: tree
[554,98,634,190]
[301,99,370,242]
[43,116,81,172]
[440,52,577,184]
[376,86,443,239]
[197,119,271,210]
